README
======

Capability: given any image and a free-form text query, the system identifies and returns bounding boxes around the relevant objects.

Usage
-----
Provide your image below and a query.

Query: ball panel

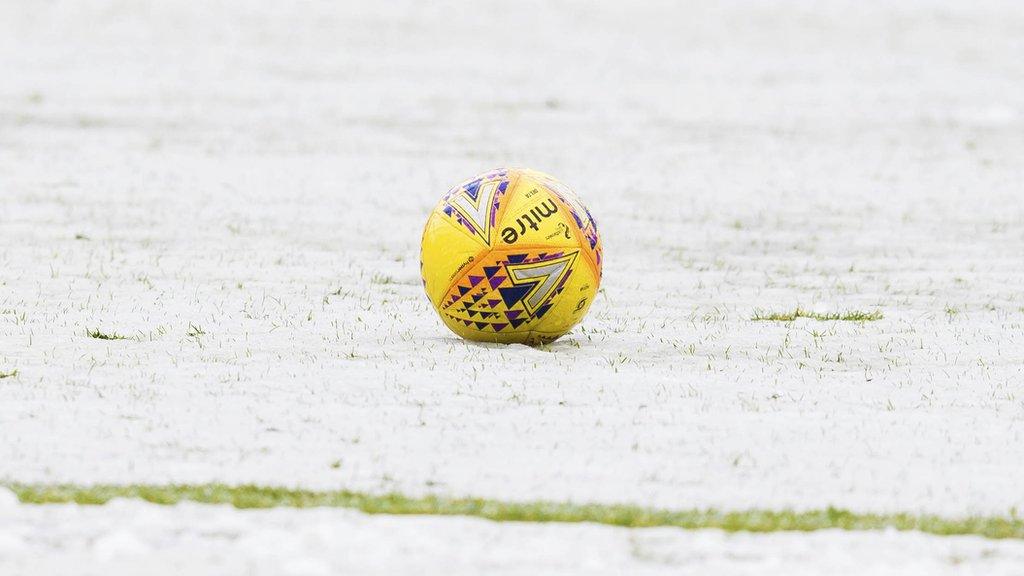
[531,253,599,337]
[522,169,603,282]
[495,172,583,251]
[420,212,487,308]
[434,168,517,247]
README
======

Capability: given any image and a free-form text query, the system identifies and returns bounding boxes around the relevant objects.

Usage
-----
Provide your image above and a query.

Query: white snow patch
[92,529,150,561]
[0,488,20,510]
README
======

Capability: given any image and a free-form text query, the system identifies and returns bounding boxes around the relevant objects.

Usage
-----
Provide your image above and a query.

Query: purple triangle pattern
[440,250,580,334]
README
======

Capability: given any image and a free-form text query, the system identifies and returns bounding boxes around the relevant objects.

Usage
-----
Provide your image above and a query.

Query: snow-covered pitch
[2,0,1023,573]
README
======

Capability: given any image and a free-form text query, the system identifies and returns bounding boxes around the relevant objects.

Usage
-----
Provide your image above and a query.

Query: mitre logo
[501,199,559,244]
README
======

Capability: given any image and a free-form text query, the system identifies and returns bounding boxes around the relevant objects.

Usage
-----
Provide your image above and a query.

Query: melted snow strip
[6,484,1024,541]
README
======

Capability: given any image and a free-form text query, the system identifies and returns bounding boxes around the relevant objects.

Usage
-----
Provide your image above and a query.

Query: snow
[3,499,1024,576]
[1,0,1024,570]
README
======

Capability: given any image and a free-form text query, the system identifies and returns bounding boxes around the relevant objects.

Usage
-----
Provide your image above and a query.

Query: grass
[86,328,129,340]
[752,308,883,322]
[0,369,17,379]
[7,483,1024,540]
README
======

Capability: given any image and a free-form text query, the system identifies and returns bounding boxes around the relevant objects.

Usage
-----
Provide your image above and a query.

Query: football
[420,168,602,344]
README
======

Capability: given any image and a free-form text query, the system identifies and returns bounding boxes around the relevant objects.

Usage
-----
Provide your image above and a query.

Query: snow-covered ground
[3,491,1024,576]
[2,0,1024,572]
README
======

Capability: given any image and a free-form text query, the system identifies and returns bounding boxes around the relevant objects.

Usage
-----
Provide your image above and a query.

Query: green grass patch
[0,369,18,379]
[7,483,1023,540]
[752,308,883,322]
[86,328,129,340]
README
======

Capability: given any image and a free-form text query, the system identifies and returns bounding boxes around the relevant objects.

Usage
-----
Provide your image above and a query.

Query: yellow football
[420,168,603,345]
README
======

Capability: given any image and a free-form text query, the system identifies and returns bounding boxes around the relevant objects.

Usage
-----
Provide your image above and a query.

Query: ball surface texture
[421,168,602,344]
